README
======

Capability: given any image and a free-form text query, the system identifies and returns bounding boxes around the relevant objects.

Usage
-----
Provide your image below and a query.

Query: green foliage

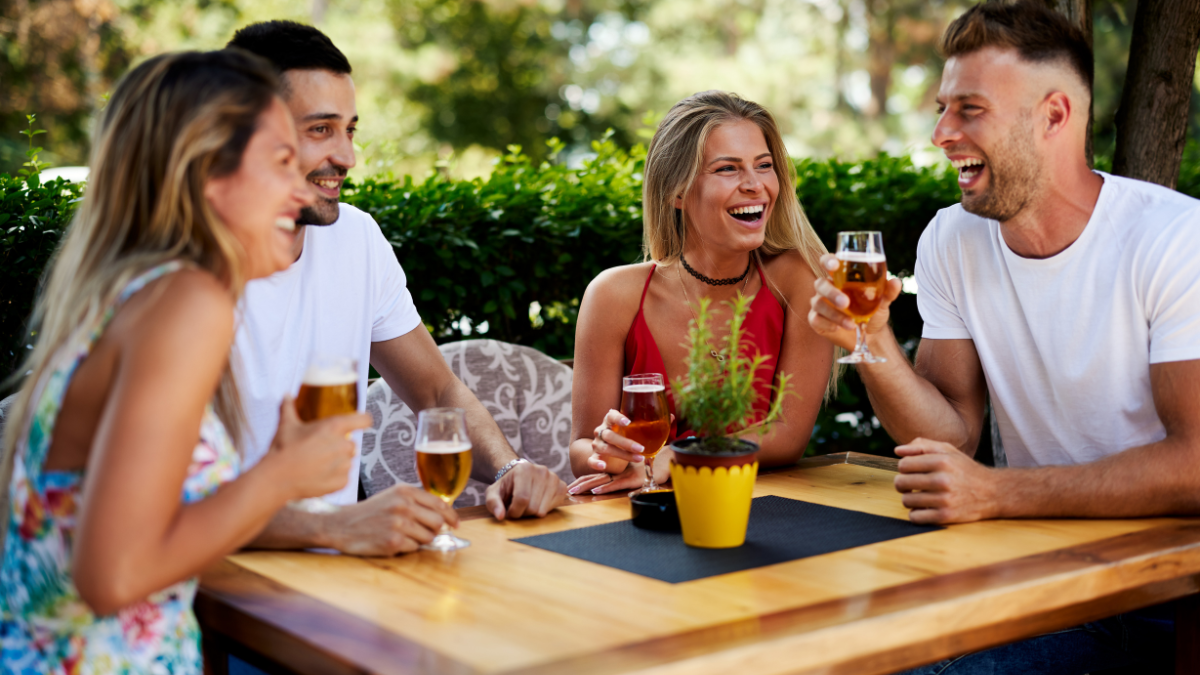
[387,0,642,161]
[795,153,961,278]
[671,294,791,450]
[18,115,51,178]
[342,134,645,356]
[0,173,84,385]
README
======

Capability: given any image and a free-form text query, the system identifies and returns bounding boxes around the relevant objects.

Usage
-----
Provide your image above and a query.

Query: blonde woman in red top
[568,90,836,495]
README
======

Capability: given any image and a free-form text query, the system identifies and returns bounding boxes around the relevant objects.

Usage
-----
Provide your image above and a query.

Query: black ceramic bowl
[630,490,681,532]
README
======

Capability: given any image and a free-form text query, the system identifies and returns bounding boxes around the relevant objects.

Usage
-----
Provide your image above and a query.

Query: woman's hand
[587,408,646,470]
[260,398,371,502]
[568,448,674,495]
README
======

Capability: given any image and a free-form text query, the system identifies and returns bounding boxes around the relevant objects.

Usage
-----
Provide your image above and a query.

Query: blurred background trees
[6,0,1194,180]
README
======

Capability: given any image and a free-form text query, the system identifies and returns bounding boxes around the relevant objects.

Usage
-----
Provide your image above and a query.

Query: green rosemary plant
[671,293,792,452]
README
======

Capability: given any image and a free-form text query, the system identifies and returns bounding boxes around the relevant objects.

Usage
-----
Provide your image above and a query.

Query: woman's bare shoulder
[761,249,820,299]
[111,268,235,350]
[583,262,656,307]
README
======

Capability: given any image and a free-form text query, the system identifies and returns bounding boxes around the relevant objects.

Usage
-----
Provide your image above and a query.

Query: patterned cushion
[360,340,573,507]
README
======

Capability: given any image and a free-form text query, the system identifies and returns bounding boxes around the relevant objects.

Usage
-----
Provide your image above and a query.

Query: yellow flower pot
[670,460,759,548]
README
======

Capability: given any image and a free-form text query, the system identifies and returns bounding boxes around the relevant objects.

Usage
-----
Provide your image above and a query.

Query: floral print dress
[1,262,240,675]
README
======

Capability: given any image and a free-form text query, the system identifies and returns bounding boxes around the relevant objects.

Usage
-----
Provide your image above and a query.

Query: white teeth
[274,217,296,232]
[312,179,340,189]
[950,158,985,169]
[727,204,765,215]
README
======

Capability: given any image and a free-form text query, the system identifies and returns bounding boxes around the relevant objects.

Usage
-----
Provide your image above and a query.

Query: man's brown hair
[941,1,1093,95]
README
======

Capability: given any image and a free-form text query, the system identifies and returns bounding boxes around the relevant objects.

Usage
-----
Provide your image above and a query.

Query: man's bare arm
[808,254,988,454]
[370,328,567,519]
[895,359,1200,522]
[370,328,516,480]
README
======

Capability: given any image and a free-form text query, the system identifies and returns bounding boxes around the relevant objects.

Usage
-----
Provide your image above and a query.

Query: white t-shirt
[234,203,422,504]
[916,172,1200,468]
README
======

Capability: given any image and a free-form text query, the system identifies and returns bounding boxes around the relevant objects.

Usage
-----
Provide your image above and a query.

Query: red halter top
[623,263,785,441]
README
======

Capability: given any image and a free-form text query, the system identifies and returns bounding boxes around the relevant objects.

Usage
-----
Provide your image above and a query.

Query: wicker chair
[360,340,574,507]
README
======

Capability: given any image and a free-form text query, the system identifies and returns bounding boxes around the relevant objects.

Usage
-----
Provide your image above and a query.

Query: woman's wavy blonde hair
[2,50,279,518]
[642,90,840,397]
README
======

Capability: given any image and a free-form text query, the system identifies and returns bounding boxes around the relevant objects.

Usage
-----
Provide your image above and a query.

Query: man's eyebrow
[300,112,343,123]
[936,92,988,105]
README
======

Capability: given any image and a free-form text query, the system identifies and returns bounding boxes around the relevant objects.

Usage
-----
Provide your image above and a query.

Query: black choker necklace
[680,256,751,286]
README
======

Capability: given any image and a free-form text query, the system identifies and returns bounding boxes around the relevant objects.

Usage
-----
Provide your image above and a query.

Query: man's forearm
[439,380,519,482]
[244,506,335,550]
[860,330,977,452]
[994,438,1200,518]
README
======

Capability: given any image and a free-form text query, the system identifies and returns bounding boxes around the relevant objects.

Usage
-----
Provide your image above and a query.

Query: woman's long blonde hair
[642,90,840,396]
[2,50,279,509]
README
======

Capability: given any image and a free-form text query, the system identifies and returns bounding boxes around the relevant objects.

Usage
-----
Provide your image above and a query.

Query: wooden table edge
[199,503,1200,674]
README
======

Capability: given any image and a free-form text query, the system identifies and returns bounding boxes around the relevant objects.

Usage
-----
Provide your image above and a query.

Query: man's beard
[299,168,347,226]
[961,112,1042,223]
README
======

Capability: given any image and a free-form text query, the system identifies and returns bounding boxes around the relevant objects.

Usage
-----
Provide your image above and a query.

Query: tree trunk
[1037,0,1094,165]
[1113,0,1200,189]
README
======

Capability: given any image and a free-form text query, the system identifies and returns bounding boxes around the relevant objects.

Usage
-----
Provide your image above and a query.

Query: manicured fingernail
[631,455,645,463]
[825,258,838,270]
[836,295,849,308]
[568,486,581,494]
[632,442,644,452]
[591,487,605,494]
[620,416,631,425]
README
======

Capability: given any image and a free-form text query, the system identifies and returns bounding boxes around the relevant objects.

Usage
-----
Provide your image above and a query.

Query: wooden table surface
[198,452,1200,675]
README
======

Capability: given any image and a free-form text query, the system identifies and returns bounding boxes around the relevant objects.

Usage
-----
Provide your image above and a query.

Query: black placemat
[512,495,940,583]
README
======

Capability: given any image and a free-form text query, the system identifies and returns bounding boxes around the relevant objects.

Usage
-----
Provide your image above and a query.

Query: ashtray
[630,490,680,532]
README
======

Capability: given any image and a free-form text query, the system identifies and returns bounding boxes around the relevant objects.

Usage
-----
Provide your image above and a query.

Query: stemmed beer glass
[616,373,671,495]
[833,231,888,364]
[415,407,474,551]
[291,354,358,513]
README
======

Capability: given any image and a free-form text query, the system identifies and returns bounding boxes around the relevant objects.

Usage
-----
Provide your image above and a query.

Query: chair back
[361,340,573,507]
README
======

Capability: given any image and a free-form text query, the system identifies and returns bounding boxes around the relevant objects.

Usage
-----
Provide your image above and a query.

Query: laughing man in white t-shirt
[810,4,1189,670]
[810,3,1200,528]
[226,21,567,557]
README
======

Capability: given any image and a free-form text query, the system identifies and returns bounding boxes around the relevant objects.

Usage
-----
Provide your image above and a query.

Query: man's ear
[1043,91,1072,138]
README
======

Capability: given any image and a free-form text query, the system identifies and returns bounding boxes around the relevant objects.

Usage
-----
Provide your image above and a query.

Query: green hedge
[8,141,1195,455]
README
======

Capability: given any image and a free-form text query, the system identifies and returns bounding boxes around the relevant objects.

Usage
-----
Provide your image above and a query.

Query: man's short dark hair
[941,1,1092,96]
[227,20,351,76]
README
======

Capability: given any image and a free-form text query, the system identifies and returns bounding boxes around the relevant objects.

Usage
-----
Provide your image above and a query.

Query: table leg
[1178,593,1200,675]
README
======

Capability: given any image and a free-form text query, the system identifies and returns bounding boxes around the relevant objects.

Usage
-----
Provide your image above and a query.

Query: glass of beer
[292,354,359,513]
[832,231,888,364]
[415,407,473,551]
[616,373,671,495]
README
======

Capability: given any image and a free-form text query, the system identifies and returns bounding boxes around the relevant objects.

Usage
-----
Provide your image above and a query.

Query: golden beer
[416,442,473,504]
[618,384,670,460]
[295,367,358,422]
[832,252,888,323]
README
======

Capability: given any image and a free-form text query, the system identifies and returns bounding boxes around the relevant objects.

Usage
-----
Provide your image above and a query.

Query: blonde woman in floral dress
[0,50,370,673]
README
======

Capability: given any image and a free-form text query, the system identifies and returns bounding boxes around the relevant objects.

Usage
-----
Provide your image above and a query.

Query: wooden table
[198,452,1200,675]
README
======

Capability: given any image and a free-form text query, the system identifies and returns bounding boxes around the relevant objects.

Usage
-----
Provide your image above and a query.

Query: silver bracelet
[494,458,528,483]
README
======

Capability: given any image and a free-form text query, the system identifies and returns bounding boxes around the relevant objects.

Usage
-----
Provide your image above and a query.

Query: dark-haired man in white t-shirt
[811,4,1191,671]
[227,21,567,558]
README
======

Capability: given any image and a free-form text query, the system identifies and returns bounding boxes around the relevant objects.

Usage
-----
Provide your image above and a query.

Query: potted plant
[669,293,792,548]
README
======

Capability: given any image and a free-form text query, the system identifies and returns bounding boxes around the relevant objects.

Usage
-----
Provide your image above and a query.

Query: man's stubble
[962,110,1043,224]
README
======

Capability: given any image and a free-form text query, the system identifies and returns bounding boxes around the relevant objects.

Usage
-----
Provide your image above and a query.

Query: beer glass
[292,354,359,513]
[616,373,671,495]
[832,231,888,364]
[415,407,473,551]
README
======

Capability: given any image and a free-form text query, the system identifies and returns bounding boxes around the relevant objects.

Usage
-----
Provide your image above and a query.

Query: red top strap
[623,261,785,442]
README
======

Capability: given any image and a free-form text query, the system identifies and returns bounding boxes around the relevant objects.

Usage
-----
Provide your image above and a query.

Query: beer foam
[836,251,886,263]
[302,365,357,386]
[623,384,665,393]
[416,441,473,454]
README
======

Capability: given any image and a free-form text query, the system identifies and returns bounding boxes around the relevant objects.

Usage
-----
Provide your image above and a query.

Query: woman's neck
[680,246,752,281]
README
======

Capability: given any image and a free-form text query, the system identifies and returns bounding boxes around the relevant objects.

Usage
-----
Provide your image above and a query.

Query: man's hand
[325,485,459,556]
[894,438,1001,524]
[808,253,902,351]
[486,462,568,520]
